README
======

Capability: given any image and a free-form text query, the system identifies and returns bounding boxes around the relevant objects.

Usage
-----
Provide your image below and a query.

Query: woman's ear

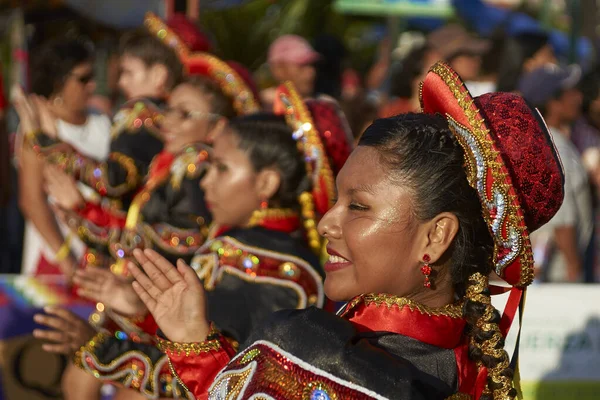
[254,168,281,203]
[148,64,169,94]
[206,118,227,144]
[421,212,459,264]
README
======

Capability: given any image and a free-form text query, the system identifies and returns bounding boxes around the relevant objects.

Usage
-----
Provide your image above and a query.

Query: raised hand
[12,85,40,134]
[73,268,146,317]
[131,248,210,343]
[33,307,96,354]
[32,95,58,138]
[44,165,85,211]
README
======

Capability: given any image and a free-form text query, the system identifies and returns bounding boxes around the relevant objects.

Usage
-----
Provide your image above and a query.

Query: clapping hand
[130,249,210,343]
[33,307,96,354]
[73,268,146,317]
[44,165,85,211]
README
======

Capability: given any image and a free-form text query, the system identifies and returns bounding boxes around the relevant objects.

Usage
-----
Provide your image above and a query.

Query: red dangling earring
[421,254,432,288]
[260,199,268,209]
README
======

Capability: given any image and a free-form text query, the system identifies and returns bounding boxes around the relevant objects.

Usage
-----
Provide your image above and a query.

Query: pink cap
[268,35,321,65]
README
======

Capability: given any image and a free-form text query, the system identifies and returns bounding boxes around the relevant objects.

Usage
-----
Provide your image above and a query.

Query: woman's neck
[53,106,87,125]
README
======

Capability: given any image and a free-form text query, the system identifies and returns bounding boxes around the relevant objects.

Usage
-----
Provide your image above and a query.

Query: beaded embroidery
[427,62,534,286]
[190,236,324,308]
[208,341,389,400]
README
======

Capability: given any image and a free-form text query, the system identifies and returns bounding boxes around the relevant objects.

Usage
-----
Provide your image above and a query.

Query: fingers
[131,281,157,312]
[135,249,175,291]
[177,259,202,289]
[33,313,70,332]
[144,249,183,284]
[73,274,103,294]
[33,328,68,343]
[127,260,164,300]
[76,267,112,282]
[41,343,73,354]
[44,306,85,326]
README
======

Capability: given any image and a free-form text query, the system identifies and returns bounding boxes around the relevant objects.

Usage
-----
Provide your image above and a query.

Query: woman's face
[59,62,96,113]
[118,54,153,100]
[317,146,430,302]
[161,83,221,153]
[200,130,262,227]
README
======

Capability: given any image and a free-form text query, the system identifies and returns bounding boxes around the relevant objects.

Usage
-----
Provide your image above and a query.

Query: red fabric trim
[258,215,300,234]
[499,287,523,337]
[474,366,489,399]
[454,340,479,393]
[35,254,62,275]
[77,202,126,228]
[346,301,466,349]
[166,335,235,398]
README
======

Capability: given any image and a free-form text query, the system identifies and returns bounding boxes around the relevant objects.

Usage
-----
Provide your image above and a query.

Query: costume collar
[340,293,466,349]
[209,208,300,240]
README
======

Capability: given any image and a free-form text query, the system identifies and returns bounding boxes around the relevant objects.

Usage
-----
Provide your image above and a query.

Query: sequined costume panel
[76,226,325,398]
[167,296,478,400]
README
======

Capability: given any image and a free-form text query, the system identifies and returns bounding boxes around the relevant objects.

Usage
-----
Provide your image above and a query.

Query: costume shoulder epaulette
[111,98,163,139]
[191,236,324,308]
[169,143,212,190]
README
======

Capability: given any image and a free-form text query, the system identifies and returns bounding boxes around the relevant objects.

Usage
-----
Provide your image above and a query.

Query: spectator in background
[379,38,430,118]
[16,39,111,278]
[519,64,593,282]
[571,71,600,282]
[263,34,320,108]
[497,31,557,92]
[427,24,490,85]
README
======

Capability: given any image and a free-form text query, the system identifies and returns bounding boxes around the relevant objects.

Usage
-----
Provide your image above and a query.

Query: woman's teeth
[329,255,348,263]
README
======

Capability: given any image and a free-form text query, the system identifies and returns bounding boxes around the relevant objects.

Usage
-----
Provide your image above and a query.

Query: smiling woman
[123,62,566,400]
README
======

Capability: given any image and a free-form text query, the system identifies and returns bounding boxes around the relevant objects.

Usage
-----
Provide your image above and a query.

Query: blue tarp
[62,0,254,28]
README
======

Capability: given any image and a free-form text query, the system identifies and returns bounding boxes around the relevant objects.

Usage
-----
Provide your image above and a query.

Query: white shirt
[530,127,593,282]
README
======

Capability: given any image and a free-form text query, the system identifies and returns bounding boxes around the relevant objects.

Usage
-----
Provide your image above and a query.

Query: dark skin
[129,146,462,344]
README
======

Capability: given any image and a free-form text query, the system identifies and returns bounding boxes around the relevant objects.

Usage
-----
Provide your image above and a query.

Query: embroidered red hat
[183,53,261,116]
[274,82,353,254]
[274,82,353,217]
[166,13,212,53]
[144,12,211,60]
[420,62,564,287]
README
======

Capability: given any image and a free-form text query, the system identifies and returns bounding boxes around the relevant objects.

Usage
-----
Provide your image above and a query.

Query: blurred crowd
[0,9,598,286]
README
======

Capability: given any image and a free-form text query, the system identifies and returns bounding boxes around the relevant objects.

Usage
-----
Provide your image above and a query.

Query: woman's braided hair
[358,113,516,399]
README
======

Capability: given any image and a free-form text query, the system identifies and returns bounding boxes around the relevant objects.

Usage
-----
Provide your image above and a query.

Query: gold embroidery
[465,272,514,399]
[343,293,464,318]
[209,362,256,399]
[429,62,534,287]
[81,152,140,197]
[192,236,324,308]
[167,356,193,398]
[185,52,260,115]
[445,393,472,400]
[247,207,297,228]
[156,336,221,357]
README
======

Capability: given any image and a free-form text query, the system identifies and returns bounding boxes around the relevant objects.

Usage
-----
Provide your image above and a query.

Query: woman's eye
[216,162,228,172]
[349,202,369,211]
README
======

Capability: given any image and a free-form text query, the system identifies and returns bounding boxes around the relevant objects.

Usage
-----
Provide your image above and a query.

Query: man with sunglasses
[20,29,185,276]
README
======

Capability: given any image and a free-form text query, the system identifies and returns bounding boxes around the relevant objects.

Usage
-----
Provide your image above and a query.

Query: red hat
[184,53,261,115]
[274,82,353,218]
[144,12,211,60]
[274,82,353,254]
[166,13,212,53]
[420,62,564,287]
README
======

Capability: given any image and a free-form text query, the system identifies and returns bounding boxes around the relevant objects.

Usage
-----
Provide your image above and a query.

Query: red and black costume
[149,63,565,399]
[74,82,353,398]
[27,97,165,270]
